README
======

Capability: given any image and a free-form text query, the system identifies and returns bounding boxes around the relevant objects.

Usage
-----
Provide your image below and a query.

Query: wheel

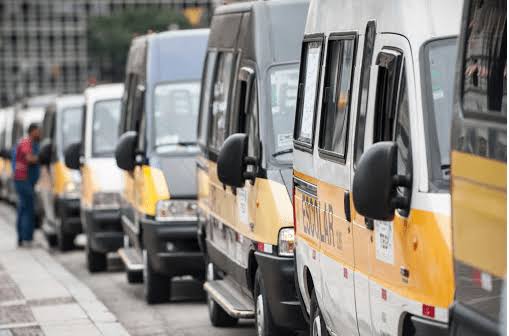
[57,218,74,251]
[206,262,238,327]
[143,249,171,304]
[86,244,107,273]
[126,269,143,283]
[254,269,292,336]
[310,291,330,336]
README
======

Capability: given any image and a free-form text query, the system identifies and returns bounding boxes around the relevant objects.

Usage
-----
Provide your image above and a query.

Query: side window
[245,83,259,159]
[394,65,412,180]
[354,21,376,167]
[294,38,323,148]
[462,0,507,119]
[318,35,356,160]
[373,50,403,142]
[209,52,234,152]
[197,52,217,148]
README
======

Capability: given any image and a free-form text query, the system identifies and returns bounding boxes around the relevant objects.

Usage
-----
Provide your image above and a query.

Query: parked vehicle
[64,84,124,272]
[115,29,209,304]
[196,1,309,334]
[292,0,461,335]
[449,0,506,335]
[38,95,85,251]
[0,106,15,201]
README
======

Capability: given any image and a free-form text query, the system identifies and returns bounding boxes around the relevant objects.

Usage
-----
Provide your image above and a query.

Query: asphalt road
[0,202,257,336]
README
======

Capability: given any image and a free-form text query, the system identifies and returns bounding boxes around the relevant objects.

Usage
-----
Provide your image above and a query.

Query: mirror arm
[392,174,411,188]
[391,195,409,210]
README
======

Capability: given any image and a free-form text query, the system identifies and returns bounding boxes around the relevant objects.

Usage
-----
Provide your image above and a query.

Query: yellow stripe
[452,150,507,278]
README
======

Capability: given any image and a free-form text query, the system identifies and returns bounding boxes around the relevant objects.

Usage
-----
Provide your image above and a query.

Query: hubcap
[256,294,264,336]
[312,314,322,336]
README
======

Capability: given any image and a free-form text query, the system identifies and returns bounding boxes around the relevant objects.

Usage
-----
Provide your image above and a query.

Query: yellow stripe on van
[134,165,170,216]
[294,170,454,309]
[52,161,73,195]
[451,150,507,278]
[81,164,99,208]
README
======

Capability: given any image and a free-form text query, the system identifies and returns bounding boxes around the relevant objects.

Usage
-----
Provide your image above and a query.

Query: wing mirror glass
[217,133,256,188]
[352,141,412,221]
[115,131,138,171]
[64,142,82,170]
[38,139,54,166]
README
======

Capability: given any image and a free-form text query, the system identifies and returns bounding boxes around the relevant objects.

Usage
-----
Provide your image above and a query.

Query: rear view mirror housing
[115,131,138,171]
[64,142,82,170]
[38,139,54,166]
[352,141,411,221]
[217,133,256,188]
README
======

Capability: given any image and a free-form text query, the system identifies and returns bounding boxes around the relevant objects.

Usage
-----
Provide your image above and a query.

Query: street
[0,202,256,336]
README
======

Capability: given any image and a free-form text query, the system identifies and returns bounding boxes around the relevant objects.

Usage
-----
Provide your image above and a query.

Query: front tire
[254,269,291,336]
[143,249,171,304]
[86,245,107,273]
[310,291,330,336]
[206,262,238,327]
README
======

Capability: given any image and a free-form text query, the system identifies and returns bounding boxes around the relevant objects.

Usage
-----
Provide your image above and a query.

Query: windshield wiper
[272,148,293,157]
[176,141,197,146]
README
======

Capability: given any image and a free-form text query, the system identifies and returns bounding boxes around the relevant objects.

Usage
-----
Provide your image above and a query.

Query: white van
[292,0,461,335]
[65,84,124,272]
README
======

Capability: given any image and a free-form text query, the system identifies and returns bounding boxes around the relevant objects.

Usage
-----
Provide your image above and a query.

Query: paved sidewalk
[0,205,130,336]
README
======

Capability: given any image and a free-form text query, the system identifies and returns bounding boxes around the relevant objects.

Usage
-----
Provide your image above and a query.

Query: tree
[87,8,191,82]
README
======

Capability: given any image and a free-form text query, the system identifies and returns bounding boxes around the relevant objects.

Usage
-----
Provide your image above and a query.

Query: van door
[352,34,418,335]
[40,110,57,225]
[314,34,358,336]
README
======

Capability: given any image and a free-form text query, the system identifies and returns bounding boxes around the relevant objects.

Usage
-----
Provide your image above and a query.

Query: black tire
[87,246,107,273]
[126,269,143,283]
[143,250,171,304]
[206,262,238,327]
[309,291,330,336]
[57,218,75,252]
[254,269,292,336]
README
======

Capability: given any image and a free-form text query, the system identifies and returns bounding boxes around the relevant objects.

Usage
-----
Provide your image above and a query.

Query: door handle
[344,191,351,222]
[365,218,374,230]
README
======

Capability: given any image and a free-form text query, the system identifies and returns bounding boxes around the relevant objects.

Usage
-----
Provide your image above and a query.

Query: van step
[203,279,255,319]
[118,247,144,272]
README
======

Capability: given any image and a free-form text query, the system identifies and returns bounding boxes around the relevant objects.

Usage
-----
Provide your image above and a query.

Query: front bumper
[56,197,81,235]
[83,208,123,254]
[142,218,204,278]
[255,252,307,331]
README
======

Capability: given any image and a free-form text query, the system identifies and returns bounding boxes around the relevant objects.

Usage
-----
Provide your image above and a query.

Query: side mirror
[352,141,411,221]
[115,131,137,171]
[38,139,53,166]
[217,133,256,188]
[64,142,82,170]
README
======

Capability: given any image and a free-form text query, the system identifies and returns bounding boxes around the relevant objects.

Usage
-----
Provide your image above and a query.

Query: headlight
[156,200,198,222]
[278,228,295,257]
[63,181,80,198]
[92,192,120,210]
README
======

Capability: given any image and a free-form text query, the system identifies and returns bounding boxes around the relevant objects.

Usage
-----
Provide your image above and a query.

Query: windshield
[423,38,458,192]
[92,99,121,157]
[153,81,200,150]
[60,106,83,152]
[269,64,299,163]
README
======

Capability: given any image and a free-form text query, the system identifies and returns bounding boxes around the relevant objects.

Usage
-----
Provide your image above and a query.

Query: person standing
[14,123,41,247]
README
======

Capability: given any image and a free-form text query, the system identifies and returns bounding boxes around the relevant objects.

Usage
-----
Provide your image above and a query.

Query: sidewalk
[0,205,130,336]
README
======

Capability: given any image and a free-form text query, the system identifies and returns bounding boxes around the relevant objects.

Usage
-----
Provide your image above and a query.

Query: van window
[395,65,412,188]
[319,36,356,160]
[198,52,217,148]
[245,84,259,160]
[270,64,299,162]
[210,52,235,152]
[423,38,457,191]
[60,106,83,152]
[92,99,121,157]
[294,39,323,147]
[153,81,201,149]
[354,21,376,167]
[462,0,507,120]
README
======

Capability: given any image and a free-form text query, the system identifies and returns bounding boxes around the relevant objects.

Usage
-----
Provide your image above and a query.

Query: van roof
[84,83,124,103]
[210,0,309,68]
[126,29,209,85]
[53,94,85,111]
[306,0,461,48]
